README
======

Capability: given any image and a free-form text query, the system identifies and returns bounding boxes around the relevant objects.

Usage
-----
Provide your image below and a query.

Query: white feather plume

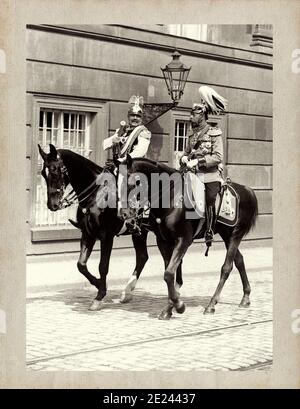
[198,86,227,114]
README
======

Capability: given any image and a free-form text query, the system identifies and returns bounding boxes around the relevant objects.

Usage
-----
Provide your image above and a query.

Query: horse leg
[157,236,183,297]
[204,235,242,314]
[77,234,99,289]
[120,230,149,303]
[216,230,251,308]
[235,249,251,307]
[175,261,183,293]
[155,238,175,319]
[158,234,192,320]
[89,235,114,311]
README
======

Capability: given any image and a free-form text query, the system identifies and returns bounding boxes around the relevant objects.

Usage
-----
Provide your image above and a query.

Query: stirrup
[205,229,214,244]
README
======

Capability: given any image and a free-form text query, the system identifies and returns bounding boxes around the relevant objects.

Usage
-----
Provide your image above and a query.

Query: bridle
[43,156,99,211]
[59,177,99,210]
[59,164,99,210]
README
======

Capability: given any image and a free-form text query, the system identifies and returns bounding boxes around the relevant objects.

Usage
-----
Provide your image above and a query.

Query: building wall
[26,24,272,254]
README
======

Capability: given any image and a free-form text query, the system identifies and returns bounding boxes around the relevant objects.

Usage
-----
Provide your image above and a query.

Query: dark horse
[117,156,258,320]
[38,144,184,311]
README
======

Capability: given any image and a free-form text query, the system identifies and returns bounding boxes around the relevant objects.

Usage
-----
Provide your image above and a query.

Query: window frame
[36,109,92,228]
[169,109,191,168]
[166,24,208,42]
[30,95,108,242]
[38,109,92,158]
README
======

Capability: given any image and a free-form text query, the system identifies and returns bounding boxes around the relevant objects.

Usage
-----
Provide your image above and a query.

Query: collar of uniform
[193,123,210,137]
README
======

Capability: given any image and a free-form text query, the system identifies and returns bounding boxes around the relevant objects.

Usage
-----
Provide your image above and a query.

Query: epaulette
[207,126,222,136]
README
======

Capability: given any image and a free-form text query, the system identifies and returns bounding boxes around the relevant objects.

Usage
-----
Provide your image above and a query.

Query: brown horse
[117,156,258,319]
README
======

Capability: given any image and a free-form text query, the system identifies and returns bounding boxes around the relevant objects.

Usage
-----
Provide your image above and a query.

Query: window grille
[36,109,91,226]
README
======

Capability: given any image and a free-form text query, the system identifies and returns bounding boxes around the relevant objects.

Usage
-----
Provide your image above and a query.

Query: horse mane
[58,149,103,175]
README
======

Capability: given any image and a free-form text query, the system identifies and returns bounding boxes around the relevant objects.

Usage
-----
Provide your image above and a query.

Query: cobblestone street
[27,244,273,371]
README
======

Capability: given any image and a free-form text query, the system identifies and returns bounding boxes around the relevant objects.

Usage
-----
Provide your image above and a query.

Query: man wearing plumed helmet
[180,85,227,246]
[103,95,151,160]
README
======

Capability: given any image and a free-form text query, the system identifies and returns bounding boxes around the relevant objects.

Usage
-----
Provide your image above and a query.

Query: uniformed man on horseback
[103,95,151,160]
[101,95,151,222]
[180,85,227,248]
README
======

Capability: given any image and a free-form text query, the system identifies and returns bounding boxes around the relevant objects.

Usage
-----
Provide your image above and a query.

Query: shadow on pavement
[27,287,213,318]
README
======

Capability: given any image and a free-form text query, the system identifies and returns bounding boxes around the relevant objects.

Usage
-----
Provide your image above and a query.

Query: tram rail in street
[27,318,272,369]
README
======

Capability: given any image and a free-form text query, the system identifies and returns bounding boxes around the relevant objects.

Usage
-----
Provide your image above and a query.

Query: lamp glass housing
[161,50,191,102]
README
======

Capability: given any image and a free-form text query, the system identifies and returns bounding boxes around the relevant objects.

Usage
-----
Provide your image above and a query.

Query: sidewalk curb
[27,265,273,295]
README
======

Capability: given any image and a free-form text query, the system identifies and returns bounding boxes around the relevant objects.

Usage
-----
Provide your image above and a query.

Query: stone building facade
[26,24,273,254]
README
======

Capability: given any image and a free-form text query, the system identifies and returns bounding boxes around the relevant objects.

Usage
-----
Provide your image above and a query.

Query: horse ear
[38,144,47,161]
[49,144,57,160]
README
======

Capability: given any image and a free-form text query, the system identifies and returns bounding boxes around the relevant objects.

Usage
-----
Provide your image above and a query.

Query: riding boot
[204,206,215,256]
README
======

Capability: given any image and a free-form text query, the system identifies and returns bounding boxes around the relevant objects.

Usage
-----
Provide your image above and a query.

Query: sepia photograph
[25,24,273,372]
[1,0,300,391]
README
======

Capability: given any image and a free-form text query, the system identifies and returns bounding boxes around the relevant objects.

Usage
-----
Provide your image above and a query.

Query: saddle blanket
[215,183,239,227]
[185,172,239,227]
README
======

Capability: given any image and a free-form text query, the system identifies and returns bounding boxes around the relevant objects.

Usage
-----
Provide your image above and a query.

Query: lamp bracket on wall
[143,101,178,125]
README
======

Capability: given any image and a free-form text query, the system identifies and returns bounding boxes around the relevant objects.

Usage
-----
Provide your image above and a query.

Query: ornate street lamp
[161,50,191,103]
[143,50,191,125]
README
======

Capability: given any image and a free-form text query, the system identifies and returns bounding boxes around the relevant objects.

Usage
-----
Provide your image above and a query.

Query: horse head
[38,144,69,211]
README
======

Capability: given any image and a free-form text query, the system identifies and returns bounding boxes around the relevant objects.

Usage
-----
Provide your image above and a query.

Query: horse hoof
[89,300,103,311]
[158,310,172,320]
[239,300,250,308]
[120,292,133,304]
[204,306,215,314]
[175,301,186,314]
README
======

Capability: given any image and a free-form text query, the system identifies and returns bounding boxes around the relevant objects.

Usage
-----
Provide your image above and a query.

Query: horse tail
[231,183,258,240]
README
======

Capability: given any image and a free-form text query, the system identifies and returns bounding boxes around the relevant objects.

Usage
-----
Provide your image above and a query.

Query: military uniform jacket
[103,125,151,158]
[182,123,223,183]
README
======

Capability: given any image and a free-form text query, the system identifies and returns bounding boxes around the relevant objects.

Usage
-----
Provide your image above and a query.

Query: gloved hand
[186,159,199,169]
[96,173,109,186]
[181,155,188,165]
[117,155,127,163]
[112,134,122,144]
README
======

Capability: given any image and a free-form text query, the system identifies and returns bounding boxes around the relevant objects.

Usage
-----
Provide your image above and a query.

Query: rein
[59,165,99,210]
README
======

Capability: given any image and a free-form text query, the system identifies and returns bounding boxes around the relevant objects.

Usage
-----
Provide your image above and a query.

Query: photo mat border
[0,0,300,389]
